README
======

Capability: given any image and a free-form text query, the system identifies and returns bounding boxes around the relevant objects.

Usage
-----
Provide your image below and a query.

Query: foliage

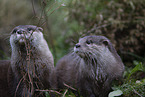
[111,60,145,97]
[58,0,145,63]
[111,78,145,97]
[120,79,145,97]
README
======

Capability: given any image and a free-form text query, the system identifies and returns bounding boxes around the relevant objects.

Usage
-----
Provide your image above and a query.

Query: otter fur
[9,25,54,97]
[0,60,11,97]
[56,35,124,97]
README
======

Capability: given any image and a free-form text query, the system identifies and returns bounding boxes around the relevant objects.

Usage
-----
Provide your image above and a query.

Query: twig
[35,89,62,95]
[14,73,27,97]
[62,89,68,97]
[63,83,77,91]
[23,32,34,95]
[41,3,64,26]
[31,0,36,16]
[132,86,143,97]
[86,23,110,34]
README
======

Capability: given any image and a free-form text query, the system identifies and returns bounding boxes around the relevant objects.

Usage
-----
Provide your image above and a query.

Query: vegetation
[0,0,144,96]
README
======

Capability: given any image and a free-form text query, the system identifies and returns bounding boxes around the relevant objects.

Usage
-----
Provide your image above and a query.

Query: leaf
[45,92,50,97]
[127,62,144,80]
[109,90,123,97]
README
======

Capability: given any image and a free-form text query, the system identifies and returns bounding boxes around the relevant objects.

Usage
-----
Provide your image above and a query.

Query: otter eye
[27,28,33,31]
[102,40,108,46]
[11,29,17,34]
[86,40,93,44]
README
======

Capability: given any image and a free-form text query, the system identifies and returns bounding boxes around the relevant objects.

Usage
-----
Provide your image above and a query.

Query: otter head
[74,35,124,78]
[10,25,43,52]
[74,35,111,59]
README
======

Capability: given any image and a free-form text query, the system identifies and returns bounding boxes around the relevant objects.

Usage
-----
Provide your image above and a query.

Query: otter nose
[17,30,24,34]
[75,43,81,48]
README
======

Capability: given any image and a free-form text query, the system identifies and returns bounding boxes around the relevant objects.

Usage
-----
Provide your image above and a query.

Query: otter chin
[18,38,25,44]
[9,25,55,97]
[74,49,85,58]
[56,35,124,97]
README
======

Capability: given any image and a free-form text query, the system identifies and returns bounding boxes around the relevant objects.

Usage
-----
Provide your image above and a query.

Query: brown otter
[56,35,124,97]
[9,25,54,97]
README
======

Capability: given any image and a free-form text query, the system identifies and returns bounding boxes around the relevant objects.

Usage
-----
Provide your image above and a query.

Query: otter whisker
[84,52,91,64]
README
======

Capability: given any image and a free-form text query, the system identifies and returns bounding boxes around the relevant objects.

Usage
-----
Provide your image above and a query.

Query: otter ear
[11,29,17,34]
[102,40,108,46]
[38,27,43,32]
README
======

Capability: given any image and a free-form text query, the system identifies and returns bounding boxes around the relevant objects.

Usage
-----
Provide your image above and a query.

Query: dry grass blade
[35,89,62,95]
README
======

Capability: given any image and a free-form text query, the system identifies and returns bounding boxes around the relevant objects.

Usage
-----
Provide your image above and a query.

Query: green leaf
[127,62,144,80]
[109,90,123,97]
[45,92,50,97]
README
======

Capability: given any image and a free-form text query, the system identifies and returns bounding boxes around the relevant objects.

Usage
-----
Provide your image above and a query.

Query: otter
[56,35,124,97]
[9,25,54,97]
[0,60,11,97]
